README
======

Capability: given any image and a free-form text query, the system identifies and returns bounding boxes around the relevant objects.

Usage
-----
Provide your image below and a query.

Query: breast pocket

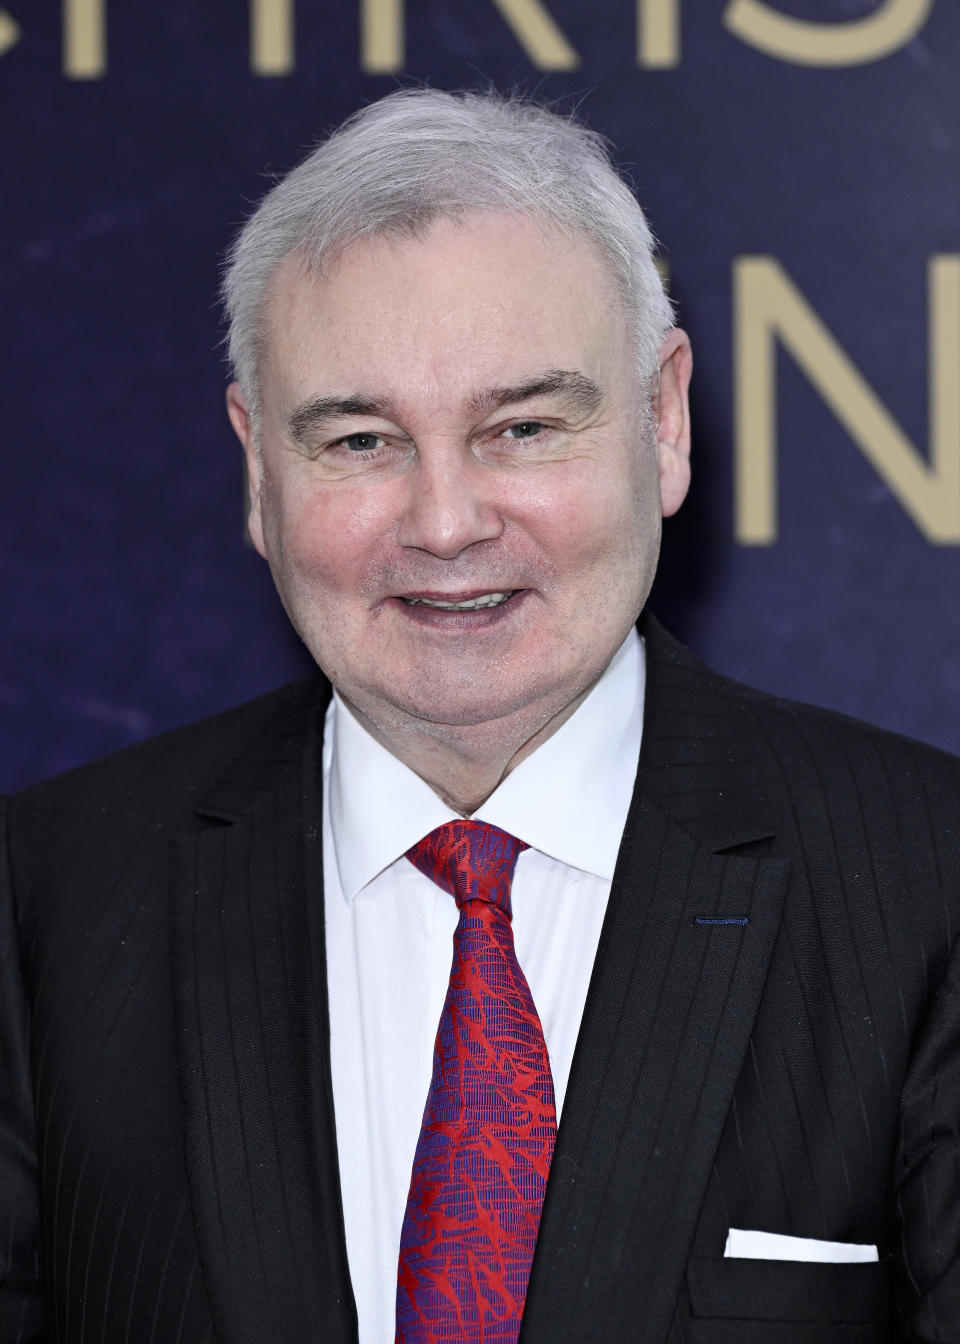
[687,1256,894,1326]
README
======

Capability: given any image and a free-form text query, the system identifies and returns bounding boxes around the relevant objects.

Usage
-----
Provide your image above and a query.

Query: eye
[502,420,545,440]
[336,431,385,453]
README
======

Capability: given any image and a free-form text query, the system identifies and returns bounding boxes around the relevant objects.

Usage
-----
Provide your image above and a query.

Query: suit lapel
[171,680,358,1344]
[521,616,790,1344]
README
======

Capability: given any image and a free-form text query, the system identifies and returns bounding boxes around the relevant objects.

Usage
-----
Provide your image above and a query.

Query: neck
[340,683,598,815]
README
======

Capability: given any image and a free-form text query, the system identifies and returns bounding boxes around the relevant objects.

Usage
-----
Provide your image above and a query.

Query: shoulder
[5,676,327,878]
[643,613,960,876]
[646,612,960,787]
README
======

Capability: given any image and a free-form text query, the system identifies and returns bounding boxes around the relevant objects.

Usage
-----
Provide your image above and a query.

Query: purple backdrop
[3,0,959,790]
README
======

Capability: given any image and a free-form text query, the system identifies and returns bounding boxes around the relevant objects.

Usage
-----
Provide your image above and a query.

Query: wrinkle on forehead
[262,213,636,430]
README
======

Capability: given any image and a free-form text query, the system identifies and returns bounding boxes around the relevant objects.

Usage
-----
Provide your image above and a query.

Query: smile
[400,591,516,611]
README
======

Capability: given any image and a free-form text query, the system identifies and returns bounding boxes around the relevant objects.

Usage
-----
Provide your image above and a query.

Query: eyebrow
[468,369,602,417]
[286,368,602,443]
[289,395,391,443]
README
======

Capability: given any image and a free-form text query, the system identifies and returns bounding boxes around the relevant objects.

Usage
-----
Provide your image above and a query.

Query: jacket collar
[636,612,778,853]
[191,674,331,825]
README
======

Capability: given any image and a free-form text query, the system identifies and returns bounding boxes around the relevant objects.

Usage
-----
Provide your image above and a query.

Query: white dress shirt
[324,630,645,1343]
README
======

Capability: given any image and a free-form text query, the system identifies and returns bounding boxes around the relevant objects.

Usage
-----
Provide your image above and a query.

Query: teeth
[404,590,514,610]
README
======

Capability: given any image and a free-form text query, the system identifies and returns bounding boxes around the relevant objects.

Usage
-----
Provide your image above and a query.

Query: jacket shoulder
[6,677,326,879]
[642,615,960,891]
[648,614,960,781]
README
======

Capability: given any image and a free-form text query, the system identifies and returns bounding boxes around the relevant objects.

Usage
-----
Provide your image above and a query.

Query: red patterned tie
[396,820,557,1343]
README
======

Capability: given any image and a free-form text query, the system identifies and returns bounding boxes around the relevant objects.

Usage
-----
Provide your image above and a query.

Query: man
[1,89,958,1344]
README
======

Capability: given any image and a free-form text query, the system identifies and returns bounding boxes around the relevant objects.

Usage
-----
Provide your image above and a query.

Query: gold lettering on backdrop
[361,0,403,72]
[637,0,679,67]
[487,0,578,68]
[64,0,105,77]
[931,256,960,528]
[0,9,20,57]
[252,0,294,74]
[361,0,578,72]
[735,256,960,545]
[723,0,933,67]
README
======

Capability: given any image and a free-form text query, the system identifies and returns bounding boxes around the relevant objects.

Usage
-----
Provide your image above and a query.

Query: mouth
[388,587,528,628]
[399,590,517,611]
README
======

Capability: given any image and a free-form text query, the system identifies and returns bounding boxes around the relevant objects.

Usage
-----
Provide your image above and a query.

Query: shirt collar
[328,628,645,901]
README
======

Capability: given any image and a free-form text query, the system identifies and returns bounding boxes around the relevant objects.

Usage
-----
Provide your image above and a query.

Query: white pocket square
[724,1228,878,1263]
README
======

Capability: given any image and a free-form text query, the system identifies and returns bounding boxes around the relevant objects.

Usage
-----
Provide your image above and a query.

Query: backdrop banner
[3,0,959,788]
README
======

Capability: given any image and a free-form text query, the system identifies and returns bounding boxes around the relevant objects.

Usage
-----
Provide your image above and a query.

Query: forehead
[260,213,633,405]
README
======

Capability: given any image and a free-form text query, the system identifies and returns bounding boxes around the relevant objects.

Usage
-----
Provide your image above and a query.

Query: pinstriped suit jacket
[2,615,959,1343]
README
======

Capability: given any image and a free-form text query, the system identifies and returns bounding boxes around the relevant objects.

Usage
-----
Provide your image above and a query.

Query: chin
[395,690,531,731]
[379,664,587,735]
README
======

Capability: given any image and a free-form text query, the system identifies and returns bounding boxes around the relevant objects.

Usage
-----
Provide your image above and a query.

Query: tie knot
[406,820,527,915]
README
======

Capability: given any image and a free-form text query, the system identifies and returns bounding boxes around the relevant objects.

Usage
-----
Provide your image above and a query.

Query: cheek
[522,466,653,575]
[266,481,389,596]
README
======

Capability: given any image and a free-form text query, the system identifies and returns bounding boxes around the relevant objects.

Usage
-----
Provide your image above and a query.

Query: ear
[653,328,692,518]
[226,382,267,558]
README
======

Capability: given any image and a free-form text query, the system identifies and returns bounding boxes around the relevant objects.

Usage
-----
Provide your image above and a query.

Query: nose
[396,443,504,559]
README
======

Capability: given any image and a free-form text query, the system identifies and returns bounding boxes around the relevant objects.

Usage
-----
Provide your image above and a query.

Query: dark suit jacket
[2,617,959,1343]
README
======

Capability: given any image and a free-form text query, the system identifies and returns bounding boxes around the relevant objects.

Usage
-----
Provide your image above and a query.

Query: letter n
[734,256,960,544]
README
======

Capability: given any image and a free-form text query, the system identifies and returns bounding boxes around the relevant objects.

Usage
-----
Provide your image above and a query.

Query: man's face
[231,213,690,740]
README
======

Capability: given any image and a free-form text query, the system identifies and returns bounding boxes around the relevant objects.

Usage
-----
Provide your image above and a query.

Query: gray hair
[222,88,674,428]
